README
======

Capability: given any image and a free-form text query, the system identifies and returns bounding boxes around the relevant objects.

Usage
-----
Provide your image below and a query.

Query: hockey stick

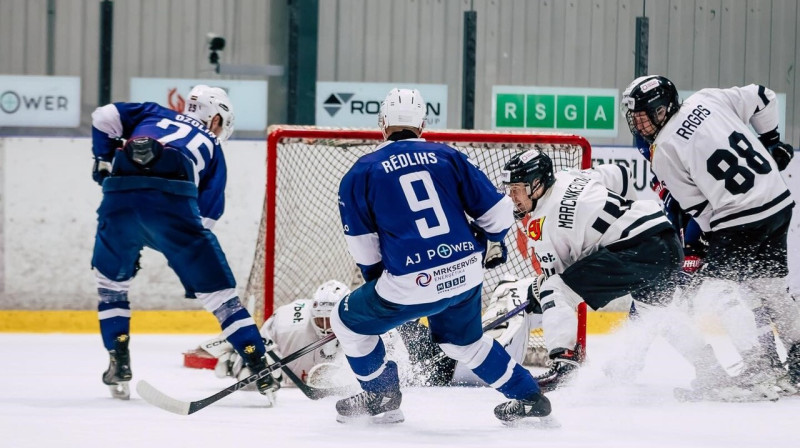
[483,299,530,332]
[136,333,337,415]
[266,348,349,400]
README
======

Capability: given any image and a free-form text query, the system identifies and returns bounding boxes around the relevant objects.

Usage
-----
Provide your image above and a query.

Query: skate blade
[336,409,405,424]
[502,415,561,429]
[109,381,130,400]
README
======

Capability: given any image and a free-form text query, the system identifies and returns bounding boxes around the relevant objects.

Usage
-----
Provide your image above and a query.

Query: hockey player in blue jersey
[90,85,274,401]
[330,88,551,425]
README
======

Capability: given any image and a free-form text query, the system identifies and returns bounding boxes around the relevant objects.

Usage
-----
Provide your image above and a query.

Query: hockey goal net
[244,126,590,361]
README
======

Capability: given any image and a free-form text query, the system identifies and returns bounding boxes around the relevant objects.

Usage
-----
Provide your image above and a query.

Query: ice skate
[731,362,781,402]
[241,347,280,407]
[335,389,404,424]
[677,362,782,402]
[494,393,558,428]
[102,334,132,400]
[538,346,582,392]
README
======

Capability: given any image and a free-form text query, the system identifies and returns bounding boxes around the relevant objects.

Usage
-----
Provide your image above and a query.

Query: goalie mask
[501,149,556,219]
[621,75,681,143]
[312,280,350,337]
[378,88,427,138]
[183,85,235,142]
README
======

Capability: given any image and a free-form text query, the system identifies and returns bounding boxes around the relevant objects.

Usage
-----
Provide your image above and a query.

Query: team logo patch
[527,217,546,241]
[416,272,432,287]
[649,143,657,162]
[640,78,660,92]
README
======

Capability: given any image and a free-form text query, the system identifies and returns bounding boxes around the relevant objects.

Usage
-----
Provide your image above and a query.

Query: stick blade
[136,380,192,415]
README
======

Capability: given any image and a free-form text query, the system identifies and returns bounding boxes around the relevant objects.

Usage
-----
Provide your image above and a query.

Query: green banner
[493,86,618,137]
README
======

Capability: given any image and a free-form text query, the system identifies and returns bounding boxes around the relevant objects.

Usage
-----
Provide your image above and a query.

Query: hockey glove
[759,128,794,171]
[525,274,545,314]
[92,157,112,185]
[483,240,508,269]
[470,221,507,269]
[767,142,794,171]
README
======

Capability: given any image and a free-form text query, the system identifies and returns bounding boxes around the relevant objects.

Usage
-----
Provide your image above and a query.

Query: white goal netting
[243,126,591,357]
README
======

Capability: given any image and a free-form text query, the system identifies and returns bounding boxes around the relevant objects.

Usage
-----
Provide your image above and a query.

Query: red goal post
[245,126,592,330]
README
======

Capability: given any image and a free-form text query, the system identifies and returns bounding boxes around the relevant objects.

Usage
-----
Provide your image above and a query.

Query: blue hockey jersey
[91,102,227,227]
[338,138,514,305]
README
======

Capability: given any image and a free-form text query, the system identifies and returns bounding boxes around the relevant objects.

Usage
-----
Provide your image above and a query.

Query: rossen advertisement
[316,82,448,128]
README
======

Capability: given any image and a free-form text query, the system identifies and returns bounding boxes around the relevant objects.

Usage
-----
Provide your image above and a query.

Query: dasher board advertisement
[316,82,448,129]
[130,78,267,132]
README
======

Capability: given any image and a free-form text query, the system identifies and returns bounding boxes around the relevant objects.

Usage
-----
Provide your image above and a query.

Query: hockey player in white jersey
[622,75,800,395]
[501,149,738,396]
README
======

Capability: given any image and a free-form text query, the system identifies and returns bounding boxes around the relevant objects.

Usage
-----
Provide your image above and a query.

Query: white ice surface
[0,333,797,448]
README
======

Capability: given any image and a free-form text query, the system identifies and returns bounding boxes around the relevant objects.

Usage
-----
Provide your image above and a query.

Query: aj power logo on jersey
[527,217,545,241]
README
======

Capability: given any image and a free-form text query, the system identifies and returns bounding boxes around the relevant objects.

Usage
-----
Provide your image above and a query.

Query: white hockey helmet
[183,84,235,142]
[378,88,427,136]
[312,280,350,336]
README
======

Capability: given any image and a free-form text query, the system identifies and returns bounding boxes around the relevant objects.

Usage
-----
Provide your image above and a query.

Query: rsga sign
[316,82,448,128]
[0,75,81,127]
[493,86,618,138]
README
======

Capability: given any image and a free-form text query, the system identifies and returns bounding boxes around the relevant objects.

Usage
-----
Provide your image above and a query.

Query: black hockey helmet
[502,149,555,189]
[620,75,681,143]
[501,149,555,218]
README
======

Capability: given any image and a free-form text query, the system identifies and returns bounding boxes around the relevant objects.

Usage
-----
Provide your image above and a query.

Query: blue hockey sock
[345,339,399,392]
[217,305,265,359]
[471,339,540,399]
[98,288,131,351]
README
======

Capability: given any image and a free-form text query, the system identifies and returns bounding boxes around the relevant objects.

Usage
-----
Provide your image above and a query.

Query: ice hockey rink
[1,330,796,448]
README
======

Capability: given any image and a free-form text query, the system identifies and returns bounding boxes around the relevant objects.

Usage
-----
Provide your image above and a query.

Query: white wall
[0,138,265,310]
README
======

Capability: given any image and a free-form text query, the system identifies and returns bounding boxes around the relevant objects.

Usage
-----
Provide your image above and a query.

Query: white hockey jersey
[650,85,794,232]
[522,170,671,278]
[565,163,637,201]
[261,299,343,385]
